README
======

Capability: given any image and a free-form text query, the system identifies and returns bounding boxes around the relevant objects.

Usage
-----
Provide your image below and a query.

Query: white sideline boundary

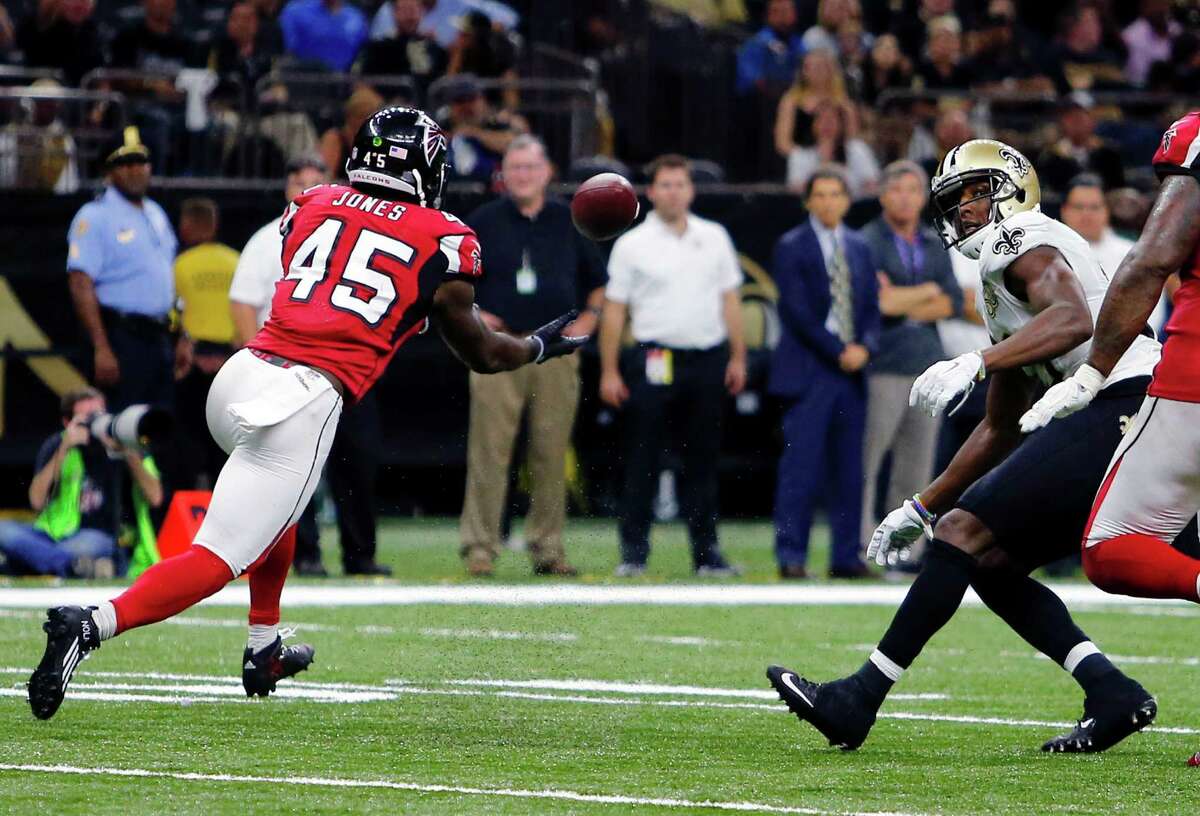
[0,582,1193,608]
[0,764,926,816]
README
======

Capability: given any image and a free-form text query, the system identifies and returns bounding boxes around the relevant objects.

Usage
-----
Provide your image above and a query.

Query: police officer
[66,126,191,411]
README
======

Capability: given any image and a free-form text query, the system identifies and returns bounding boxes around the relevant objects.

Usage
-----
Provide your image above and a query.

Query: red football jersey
[1149,111,1200,402]
[250,184,482,400]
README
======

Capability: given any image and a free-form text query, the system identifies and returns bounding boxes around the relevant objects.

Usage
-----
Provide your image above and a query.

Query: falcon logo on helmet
[930,139,1042,260]
[346,106,451,209]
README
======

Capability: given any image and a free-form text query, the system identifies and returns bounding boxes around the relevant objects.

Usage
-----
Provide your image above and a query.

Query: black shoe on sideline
[242,634,316,697]
[28,606,101,720]
[294,559,329,578]
[767,665,877,750]
[1042,684,1158,753]
[344,561,393,577]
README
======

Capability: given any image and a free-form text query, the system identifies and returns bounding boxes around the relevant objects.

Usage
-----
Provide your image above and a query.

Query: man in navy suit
[770,165,881,579]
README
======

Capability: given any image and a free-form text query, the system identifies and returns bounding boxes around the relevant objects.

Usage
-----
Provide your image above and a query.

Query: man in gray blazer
[859,160,963,560]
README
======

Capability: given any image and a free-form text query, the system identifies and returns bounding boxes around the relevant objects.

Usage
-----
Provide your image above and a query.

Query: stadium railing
[0,86,127,191]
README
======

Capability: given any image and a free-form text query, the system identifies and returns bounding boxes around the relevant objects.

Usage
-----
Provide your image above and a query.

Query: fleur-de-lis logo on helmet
[998,146,1031,179]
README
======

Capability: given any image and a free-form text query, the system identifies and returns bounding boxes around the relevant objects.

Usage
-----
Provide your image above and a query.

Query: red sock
[112,545,233,634]
[248,526,296,627]
[1083,534,1200,603]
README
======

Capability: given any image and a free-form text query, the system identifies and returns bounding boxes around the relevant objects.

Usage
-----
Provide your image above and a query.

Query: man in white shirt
[229,157,328,345]
[599,154,747,577]
[1060,173,1169,334]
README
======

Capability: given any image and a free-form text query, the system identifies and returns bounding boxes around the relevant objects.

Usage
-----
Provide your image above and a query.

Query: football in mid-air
[571,173,639,241]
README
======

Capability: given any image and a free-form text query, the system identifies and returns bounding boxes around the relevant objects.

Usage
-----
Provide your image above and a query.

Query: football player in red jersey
[27,107,588,720]
[1021,111,1200,606]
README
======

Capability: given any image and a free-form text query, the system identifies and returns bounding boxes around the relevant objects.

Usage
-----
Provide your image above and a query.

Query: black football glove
[528,310,588,364]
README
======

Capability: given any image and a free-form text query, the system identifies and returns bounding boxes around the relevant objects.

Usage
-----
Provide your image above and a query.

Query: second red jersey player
[252,184,484,400]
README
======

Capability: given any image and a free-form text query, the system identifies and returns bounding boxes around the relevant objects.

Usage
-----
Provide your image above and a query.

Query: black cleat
[1042,685,1158,753]
[767,665,877,750]
[28,606,101,720]
[242,634,315,697]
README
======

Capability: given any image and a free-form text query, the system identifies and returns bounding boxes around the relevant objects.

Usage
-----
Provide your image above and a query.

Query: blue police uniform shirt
[67,186,177,318]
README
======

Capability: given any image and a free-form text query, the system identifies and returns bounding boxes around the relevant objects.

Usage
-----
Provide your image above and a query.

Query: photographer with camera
[0,388,163,578]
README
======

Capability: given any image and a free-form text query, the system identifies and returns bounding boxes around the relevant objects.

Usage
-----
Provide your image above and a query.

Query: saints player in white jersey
[766,140,1161,754]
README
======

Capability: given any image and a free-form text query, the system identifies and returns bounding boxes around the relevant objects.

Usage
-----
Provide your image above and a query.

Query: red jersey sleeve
[435,229,484,283]
[1154,111,1200,181]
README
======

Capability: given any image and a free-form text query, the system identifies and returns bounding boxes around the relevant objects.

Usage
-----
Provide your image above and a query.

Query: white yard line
[636,635,739,647]
[418,627,578,642]
[435,678,947,702]
[0,583,1193,608]
[0,763,926,816]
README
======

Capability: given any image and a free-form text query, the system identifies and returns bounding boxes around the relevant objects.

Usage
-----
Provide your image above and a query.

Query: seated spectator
[1146,30,1200,93]
[174,198,239,489]
[735,0,804,97]
[370,0,520,50]
[0,388,162,578]
[0,78,81,193]
[1122,0,1180,87]
[1036,95,1124,193]
[111,0,196,75]
[0,5,13,62]
[916,15,969,90]
[650,0,747,29]
[280,0,367,71]
[319,85,384,179]
[836,19,869,96]
[1047,1,1127,92]
[917,105,974,177]
[859,33,911,105]
[774,48,850,156]
[802,0,857,56]
[360,0,447,102]
[443,73,527,184]
[786,99,879,199]
[16,0,104,85]
[209,1,277,108]
[250,0,285,54]
[963,0,1055,93]
[448,10,518,110]
[890,0,954,61]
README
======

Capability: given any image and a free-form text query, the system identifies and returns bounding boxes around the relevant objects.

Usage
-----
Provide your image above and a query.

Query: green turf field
[1,519,1197,814]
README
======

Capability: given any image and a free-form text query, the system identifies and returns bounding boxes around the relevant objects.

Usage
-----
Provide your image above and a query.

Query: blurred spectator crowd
[0,0,1195,197]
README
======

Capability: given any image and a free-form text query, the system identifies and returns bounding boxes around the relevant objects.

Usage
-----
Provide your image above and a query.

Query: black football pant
[293,391,380,570]
[618,344,726,568]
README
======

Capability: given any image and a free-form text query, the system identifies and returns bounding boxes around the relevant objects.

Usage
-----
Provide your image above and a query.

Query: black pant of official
[175,345,232,490]
[98,312,176,411]
[293,390,381,572]
[618,343,726,568]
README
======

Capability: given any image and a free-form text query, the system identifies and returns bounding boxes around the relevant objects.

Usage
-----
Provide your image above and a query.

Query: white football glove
[909,351,985,417]
[1018,363,1105,433]
[866,497,936,567]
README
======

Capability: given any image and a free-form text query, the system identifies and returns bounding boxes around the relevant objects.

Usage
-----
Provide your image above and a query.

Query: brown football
[571,173,639,241]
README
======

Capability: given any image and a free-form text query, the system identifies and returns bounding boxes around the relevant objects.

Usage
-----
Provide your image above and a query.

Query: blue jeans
[0,521,115,577]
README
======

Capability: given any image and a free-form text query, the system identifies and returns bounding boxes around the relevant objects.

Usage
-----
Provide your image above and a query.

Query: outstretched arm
[430,280,584,373]
[1087,175,1200,376]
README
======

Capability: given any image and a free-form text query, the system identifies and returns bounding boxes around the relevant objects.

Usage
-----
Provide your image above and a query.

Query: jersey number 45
[284,217,412,326]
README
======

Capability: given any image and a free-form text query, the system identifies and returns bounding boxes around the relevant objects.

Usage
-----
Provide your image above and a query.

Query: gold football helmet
[930,139,1041,259]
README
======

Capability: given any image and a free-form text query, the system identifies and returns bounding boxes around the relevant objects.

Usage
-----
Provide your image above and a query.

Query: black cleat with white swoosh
[1041,685,1157,753]
[767,665,877,750]
[28,606,101,720]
